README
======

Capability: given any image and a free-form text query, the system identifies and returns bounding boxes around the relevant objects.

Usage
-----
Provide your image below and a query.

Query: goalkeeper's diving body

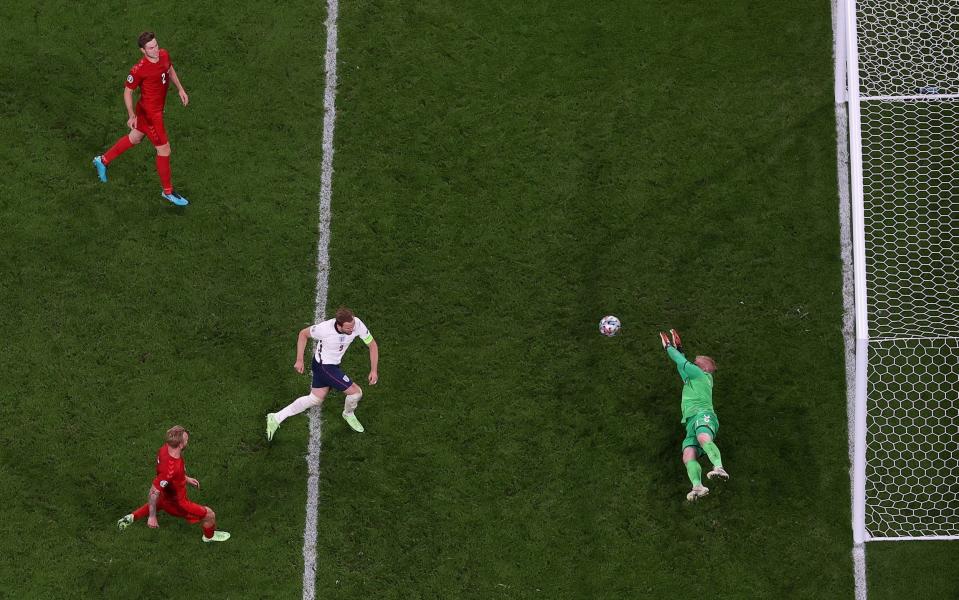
[659,329,729,501]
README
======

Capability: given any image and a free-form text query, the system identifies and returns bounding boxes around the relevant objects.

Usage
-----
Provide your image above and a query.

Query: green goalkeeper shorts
[681,410,719,454]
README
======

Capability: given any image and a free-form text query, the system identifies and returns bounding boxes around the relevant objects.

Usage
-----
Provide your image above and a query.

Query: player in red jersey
[117,426,230,542]
[93,31,190,206]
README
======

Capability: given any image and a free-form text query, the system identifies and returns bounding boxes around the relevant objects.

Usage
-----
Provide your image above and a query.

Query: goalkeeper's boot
[670,329,684,354]
[117,514,134,531]
[686,485,709,502]
[93,156,108,182]
[202,531,231,543]
[266,413,280,441]
[342,411,365,433]
[161,190,189,206]
[707,466,729,481]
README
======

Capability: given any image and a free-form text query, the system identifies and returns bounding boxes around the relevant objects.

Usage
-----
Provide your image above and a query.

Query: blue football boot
[161,191,189,206]
[93,156,108,182]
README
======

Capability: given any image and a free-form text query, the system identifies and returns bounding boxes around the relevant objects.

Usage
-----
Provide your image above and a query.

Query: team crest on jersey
[343,375,349,382]
[127,74,134,83]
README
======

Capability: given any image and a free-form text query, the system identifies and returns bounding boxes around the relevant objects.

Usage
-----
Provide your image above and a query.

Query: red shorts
[157,494,207,523]
[135,103,169,146]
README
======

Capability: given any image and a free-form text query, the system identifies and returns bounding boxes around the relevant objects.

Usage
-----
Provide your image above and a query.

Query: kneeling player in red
[117,426,230,542]
[92,31,190,206]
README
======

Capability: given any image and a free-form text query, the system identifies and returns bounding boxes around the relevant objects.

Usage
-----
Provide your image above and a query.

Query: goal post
[845,0,959,543]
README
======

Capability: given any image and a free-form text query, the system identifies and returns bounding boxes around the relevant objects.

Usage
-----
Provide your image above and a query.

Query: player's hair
[695,356,717,373]
[137,31,156,49]
[334,307,354,325]
[165,425,189,447]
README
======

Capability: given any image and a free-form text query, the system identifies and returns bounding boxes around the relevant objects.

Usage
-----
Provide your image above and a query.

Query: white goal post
[845,0,959,543]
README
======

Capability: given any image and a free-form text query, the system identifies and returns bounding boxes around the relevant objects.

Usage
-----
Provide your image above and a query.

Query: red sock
[102,135,135,165]
[132,504,150,521]
[202,525,215,539]
[156,155,172,194]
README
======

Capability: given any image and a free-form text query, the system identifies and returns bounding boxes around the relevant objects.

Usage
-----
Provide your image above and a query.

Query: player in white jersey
[266,307,379,438]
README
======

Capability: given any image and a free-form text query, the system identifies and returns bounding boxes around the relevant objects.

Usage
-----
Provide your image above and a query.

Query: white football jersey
[310,317,373,365]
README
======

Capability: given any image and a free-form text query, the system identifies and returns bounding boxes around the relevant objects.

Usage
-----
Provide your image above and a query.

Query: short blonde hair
[695,356,717,373]
[165,425,189,447]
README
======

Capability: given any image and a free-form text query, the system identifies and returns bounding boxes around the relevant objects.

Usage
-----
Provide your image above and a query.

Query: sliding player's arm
[147,485,161,528]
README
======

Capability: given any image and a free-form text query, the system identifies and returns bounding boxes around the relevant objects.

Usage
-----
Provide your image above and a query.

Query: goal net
[849,0,959,541]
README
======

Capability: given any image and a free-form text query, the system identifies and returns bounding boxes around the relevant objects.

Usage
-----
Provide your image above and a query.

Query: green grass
[1,1,957,598]
[321,1,852,597]
[0,2,324,598]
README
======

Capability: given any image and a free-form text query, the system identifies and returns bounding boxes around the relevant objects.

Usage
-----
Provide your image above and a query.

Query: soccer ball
[599,315,621,337]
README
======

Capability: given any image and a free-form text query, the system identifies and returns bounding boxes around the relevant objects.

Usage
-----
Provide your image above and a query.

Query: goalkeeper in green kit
[659,329,729,501]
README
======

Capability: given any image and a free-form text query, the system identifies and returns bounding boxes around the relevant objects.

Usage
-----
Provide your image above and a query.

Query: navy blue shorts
[311,357,353,391]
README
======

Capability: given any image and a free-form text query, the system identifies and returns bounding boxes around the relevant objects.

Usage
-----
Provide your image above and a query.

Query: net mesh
[866,339,959,538]
[855,0,959,539]
[856,0,959,97]
[861,98,959,339]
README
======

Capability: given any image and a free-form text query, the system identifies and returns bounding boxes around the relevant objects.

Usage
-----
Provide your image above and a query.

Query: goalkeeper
[659,329,729,501]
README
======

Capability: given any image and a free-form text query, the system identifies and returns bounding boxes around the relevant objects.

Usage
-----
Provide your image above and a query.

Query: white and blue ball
[599,315,621,337]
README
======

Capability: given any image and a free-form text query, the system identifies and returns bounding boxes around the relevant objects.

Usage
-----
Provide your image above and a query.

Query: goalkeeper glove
[670,329,684,354]
[659,331,672,349]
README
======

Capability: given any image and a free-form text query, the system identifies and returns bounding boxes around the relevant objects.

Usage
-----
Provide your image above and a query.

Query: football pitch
[2,1,958,598]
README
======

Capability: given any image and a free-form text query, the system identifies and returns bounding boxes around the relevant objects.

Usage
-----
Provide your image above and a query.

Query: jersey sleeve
[666,346,705,380]
[355,319,373,344]
[152,453,176,492]
[125,67,142,90]
[309,324,322,340]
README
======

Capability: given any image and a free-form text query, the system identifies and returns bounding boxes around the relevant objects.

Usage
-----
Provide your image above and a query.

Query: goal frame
[844,0,959,544]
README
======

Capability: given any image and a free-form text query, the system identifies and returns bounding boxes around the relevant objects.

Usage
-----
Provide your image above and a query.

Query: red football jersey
[126,49,172,113]
[152,444,187,500]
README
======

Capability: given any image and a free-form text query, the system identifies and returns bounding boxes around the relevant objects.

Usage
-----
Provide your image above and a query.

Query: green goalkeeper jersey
[667,346,714,423]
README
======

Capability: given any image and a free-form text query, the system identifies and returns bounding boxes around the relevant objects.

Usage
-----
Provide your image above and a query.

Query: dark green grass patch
[1,2,324,598]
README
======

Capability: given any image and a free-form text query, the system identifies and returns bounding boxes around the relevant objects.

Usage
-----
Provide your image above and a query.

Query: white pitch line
[303,1,340,599]
[832,0,868,598]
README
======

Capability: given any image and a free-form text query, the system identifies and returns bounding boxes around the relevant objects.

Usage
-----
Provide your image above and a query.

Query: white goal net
[849,0,959,541]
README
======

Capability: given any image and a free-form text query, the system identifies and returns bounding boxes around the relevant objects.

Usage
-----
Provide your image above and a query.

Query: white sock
[343,391,362,415]
[276,394,321,423]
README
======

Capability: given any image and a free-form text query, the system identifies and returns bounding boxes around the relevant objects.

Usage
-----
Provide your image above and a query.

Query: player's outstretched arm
[367,339,379,385]
[670,329,684,354]
[659,331,672,350]
[660,330,691,367]
[167,66,188,106]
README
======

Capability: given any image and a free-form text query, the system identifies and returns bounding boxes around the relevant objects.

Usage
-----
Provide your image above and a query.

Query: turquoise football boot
[161,191,189,206]
[93,156,108,182]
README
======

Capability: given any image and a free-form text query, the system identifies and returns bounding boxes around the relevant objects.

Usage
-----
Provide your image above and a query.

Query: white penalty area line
[303,0,339,599]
